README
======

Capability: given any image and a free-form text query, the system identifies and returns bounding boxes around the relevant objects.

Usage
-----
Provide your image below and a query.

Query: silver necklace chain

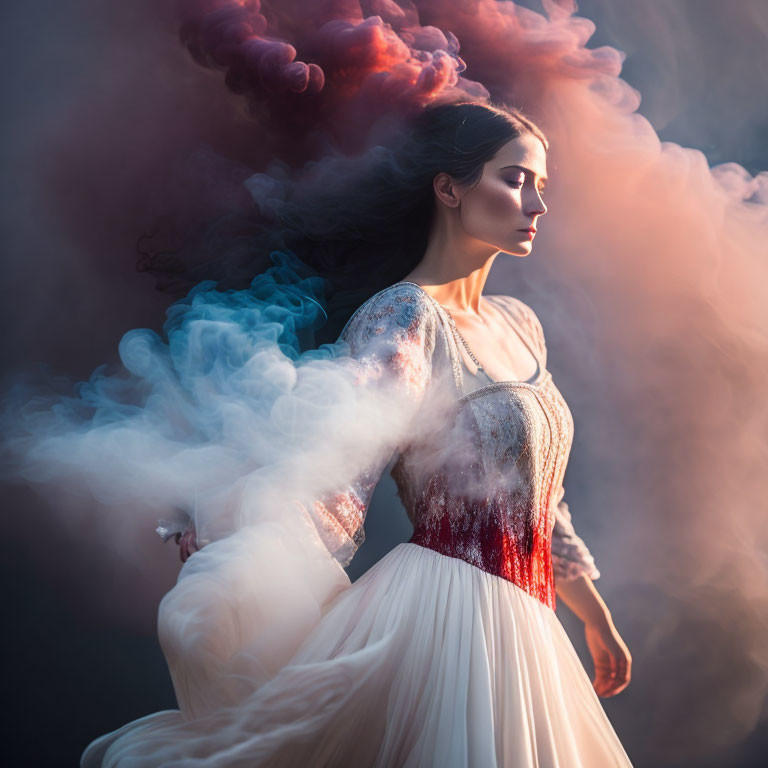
[400,283,493,381]
[441,306,492,378]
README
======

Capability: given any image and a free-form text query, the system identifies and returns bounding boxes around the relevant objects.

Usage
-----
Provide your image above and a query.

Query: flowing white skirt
[82,541,633,767]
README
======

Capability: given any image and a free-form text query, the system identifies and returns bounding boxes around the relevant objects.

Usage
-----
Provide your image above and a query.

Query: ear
[433,172,461,208]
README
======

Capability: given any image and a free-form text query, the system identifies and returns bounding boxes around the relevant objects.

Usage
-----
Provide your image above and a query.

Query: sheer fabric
[82,281,629,767]
[308,283,601,595]
[297,284,438,567]
[487,293,601,584]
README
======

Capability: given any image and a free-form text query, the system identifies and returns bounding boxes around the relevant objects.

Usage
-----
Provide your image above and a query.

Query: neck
[402,221,500,314]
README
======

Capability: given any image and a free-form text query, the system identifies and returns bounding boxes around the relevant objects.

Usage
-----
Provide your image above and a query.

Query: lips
[518,227,536,233]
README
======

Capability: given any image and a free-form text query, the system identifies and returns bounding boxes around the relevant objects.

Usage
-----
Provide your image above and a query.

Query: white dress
[82,280,633,767]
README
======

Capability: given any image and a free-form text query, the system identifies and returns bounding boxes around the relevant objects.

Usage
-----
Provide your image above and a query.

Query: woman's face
[455,132,548,256]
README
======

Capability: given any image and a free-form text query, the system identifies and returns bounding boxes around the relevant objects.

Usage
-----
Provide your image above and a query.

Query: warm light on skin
[454,131,549,259]
[400,131,630,697]
[402,131,549,313]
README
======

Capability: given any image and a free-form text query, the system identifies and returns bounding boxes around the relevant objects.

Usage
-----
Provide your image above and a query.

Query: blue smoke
[1,249,351,521]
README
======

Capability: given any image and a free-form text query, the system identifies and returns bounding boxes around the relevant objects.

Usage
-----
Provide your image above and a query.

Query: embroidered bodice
[304,281,600,611]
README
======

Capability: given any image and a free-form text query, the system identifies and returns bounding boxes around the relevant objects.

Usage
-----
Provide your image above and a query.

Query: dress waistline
[407,528,557,611]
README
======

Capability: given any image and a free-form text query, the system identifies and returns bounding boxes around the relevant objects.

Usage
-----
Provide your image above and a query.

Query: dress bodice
[305,281,600,611]
[387,285,574,610]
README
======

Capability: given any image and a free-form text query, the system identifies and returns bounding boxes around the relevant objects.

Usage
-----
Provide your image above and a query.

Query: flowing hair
[139,99,549,345]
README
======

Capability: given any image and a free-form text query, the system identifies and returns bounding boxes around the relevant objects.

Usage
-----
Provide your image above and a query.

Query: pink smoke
[4,1,767,764]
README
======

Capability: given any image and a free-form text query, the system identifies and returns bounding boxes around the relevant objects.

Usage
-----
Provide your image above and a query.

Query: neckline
[395,280,550,393]
[456,372,552,403]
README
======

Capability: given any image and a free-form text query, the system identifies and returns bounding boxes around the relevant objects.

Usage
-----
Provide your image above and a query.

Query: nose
[525,191,547,217]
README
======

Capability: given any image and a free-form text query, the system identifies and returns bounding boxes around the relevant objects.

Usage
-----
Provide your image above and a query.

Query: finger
[595,679,613,696]
[610,653,631,689]
[608,647,619,684]
[600,665,632,697]
[593,670,612,696]
[601,679,630,698]
[612,679,631,695]
[593,678,606,696]
[594,680,613,698]
[594,654,618,692]
[595,646,622,696]
[593,659,613,680]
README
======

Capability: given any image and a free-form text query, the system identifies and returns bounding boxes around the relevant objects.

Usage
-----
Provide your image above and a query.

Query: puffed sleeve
[298,283,437,568]
[508,296,601,583]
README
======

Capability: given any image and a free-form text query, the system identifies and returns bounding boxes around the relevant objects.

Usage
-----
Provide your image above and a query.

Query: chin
[500,244,532,257]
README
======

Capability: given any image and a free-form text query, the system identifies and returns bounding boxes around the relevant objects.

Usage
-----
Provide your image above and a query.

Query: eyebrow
[499,164,548,184]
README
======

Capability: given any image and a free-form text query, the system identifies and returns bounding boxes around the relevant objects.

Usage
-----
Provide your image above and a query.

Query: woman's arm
[551,495,632,698]
[504,296,632,697]
[555,572,611,626]
[556,573,632,698]
[172,283,438,567]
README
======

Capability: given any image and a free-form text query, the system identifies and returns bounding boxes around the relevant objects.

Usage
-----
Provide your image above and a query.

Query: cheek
[461,183,521,235]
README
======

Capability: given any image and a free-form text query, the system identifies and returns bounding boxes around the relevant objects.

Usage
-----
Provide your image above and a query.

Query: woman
[83,100,633,766]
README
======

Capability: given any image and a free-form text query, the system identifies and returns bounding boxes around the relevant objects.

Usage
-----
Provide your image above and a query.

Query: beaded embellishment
[307,282,600,610]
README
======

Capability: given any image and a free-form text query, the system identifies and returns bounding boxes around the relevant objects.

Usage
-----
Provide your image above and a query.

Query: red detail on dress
[407,474,557,611]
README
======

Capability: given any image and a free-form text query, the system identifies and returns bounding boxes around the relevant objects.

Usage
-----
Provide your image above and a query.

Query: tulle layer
[83,542,632,767]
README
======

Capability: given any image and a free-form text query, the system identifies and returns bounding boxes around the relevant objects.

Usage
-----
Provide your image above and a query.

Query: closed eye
[506,181,546,198]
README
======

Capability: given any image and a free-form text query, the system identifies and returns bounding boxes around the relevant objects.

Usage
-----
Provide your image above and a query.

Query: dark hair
[139,99,549,345]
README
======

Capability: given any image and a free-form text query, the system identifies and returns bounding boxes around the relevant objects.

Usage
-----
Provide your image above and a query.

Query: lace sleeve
[299,283,437,567]
[504,295,601,583]
[551,487,601,582]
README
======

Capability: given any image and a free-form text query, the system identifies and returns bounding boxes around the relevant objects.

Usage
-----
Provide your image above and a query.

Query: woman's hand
[554,574,632,698]
[174,524,200,563]
[584,617,632,698]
